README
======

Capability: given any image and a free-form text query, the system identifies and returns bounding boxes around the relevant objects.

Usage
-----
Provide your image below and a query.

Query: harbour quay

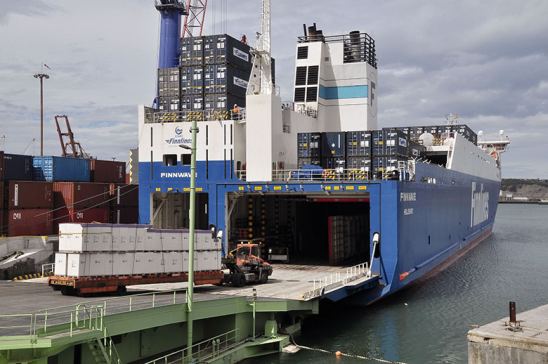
[468,303,548,363]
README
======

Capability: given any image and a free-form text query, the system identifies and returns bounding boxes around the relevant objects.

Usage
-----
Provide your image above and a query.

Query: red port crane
[182,0,208,38]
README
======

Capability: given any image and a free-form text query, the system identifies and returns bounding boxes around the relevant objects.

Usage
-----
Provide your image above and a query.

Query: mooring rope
[290,336,409,364]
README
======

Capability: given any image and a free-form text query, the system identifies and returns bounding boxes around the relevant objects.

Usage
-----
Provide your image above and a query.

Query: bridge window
[294,87,306,102]
[295,66,307,86]
[297,46,309,59]
[306,87,318,102]
[307,66,319,85]
[163,154,177,166]
[181,154,191,166]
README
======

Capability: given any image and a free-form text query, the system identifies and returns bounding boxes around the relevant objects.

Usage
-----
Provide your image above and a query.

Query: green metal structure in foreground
[0,289,317,364]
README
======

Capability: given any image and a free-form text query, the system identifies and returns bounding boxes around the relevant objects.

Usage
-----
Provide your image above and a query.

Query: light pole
[33,73,49,156]
[179,116,198,359]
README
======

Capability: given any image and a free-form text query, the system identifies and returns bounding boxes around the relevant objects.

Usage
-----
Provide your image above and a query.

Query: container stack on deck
[0,153,138,237]
[158,33,275,121]
[297,124,477,178]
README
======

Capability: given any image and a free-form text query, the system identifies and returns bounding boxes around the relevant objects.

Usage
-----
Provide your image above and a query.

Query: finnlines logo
[165,127,192,145]
[160,172,194,178]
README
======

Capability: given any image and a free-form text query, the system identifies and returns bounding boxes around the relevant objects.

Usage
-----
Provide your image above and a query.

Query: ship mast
[247,0,273,95]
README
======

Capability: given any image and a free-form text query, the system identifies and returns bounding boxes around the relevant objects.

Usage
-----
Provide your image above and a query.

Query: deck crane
[182,0,208,38]
[247,0,273,95]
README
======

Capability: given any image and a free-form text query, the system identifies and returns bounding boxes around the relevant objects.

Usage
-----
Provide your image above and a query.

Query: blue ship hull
[138,160,500,304]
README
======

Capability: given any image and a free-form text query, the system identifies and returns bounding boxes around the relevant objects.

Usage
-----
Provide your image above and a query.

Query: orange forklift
[222,242,273,287]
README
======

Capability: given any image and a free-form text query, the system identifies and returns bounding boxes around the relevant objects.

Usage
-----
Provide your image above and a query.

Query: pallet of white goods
[163,251,184,273]
[112,225,148,251]
[54,253,68,276]
[134,252,165,274]
[59,223,113,252]
[59,223,151,252]
[66,253,114,277]
[182,251,222,272]
[196,231,221,251]
[112,252,135,276]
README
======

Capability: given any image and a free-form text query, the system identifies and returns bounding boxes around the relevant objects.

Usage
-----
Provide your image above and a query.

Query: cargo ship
[137,3,510,305]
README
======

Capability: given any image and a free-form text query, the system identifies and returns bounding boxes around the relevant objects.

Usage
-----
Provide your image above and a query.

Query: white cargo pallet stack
[58,224,221,253]
[61,251,221,277]
[54,253,68,276]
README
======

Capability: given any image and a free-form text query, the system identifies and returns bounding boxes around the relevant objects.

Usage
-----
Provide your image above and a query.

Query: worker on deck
[232,104,241,120]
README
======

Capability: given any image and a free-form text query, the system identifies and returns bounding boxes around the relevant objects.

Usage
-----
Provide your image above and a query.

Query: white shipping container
[54,253,68,276]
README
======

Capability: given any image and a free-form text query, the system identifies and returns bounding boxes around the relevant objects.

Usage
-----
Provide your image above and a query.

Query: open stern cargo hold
[54,251,221,277]
[32,156,90,182]
[0,153,33,181]
[58,223,221,252]
[7,181,53,209]
[90,160,126,183]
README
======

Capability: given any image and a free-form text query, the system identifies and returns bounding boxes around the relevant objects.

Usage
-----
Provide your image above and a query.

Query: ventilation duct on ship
[349,30,362,62]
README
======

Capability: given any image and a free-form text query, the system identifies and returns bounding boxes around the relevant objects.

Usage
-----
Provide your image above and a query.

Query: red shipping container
[53,182,111,209]
[53,207,110,232]
[110,184,139,207]
[110,206,139,224]
[0,181,5,209]
[0,210,4,236]
[6,209,53,237]
[8,181,53,209]
[90,160,126,183]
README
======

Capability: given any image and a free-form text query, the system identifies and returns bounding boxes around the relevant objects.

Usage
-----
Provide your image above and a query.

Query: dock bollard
[509,301,516,324]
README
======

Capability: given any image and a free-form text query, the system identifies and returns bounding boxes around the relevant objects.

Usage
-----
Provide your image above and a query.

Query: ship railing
[41,262,55,277]
[282,102,318,118]
[144,329,241,364]
[303,262,370,300]
[235,166,416,183]
[144,108,245,124]
[0,289,187,338]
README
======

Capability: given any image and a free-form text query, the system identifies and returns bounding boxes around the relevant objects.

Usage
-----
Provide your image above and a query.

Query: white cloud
[0,0,546,177]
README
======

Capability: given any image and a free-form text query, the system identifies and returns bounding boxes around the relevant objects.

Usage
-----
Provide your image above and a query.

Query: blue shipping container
[32,156,90,182]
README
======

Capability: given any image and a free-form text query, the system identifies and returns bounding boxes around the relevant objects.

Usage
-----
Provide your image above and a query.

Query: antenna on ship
[445,113,459,125]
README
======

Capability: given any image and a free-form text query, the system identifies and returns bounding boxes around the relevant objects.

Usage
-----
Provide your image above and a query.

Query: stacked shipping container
[4,181,53,236]
[157,33,276,122]
[0,154,138,237]
[328,215,369,265]
[297,124,477,178]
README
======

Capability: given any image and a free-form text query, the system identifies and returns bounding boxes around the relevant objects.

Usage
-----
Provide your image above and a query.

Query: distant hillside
[501,179,548,200]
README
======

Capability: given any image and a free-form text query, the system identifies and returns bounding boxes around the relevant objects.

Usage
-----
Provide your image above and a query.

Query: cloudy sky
[1,0,547,178]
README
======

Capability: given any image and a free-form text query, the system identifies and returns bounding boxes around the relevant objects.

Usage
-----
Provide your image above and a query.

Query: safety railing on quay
[41,263,55,277]
[145,329,241,364]
[302,262,371,301]
[0,289,187,338]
